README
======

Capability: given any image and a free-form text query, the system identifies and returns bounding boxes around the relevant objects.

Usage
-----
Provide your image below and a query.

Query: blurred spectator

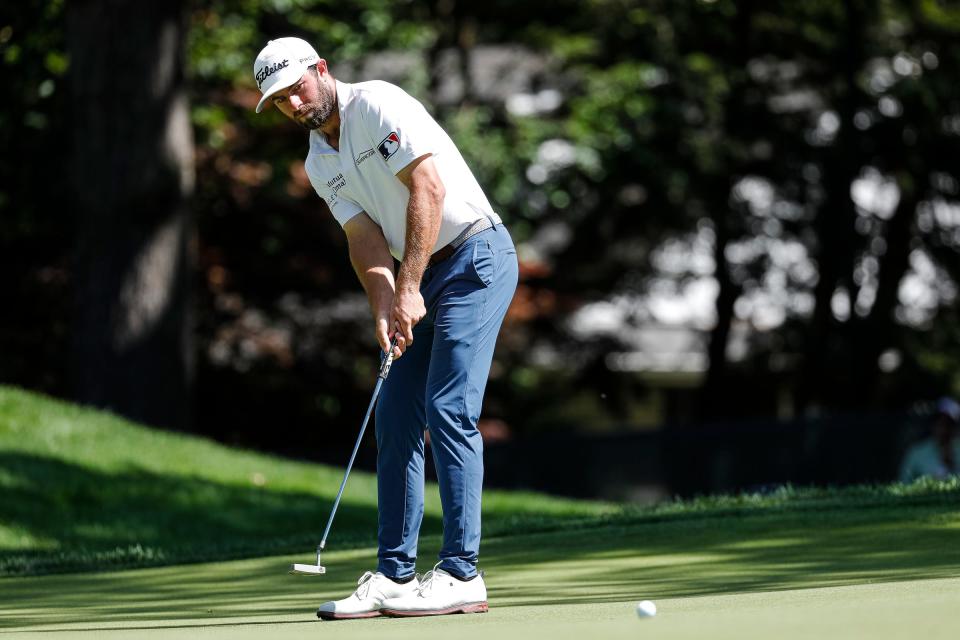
[899,397,960,483]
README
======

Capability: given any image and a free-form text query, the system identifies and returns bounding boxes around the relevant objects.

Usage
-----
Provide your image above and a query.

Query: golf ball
[636,600,657,618]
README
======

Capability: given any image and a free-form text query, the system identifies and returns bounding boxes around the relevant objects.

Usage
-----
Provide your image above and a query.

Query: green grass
[0,385,617,576]
[3,383,960,582]
[3,385,960,638]
[3,499,960,637]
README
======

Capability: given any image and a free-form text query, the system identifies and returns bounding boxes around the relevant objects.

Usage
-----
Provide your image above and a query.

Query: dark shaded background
[2,0,959,498]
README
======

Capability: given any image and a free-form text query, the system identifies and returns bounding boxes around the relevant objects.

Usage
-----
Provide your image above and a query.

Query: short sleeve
[357,87,438,175]
[305,162,363,227]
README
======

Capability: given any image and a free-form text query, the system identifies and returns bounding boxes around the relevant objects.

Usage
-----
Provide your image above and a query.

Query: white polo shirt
[304,80,497,260]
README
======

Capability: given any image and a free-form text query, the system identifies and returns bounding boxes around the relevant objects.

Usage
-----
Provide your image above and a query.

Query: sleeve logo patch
[378,131,401,160]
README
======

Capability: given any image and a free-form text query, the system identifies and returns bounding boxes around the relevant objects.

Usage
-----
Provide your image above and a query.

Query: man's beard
[296,95,335,130]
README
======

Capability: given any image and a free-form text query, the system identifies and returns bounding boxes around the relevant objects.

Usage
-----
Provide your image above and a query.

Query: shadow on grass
[482,503,960,607]
[3,496,960,631]
[0,450,611,578]
[0,451,400,575]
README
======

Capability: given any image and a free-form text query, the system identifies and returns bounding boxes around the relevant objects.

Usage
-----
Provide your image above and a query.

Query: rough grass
[2,384,958,578]
[0,385,614,576]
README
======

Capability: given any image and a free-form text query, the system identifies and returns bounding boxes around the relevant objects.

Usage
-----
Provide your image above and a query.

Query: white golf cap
[253,37,320,113]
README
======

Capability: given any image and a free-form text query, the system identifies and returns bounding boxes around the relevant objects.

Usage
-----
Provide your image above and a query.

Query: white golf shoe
[316,571,419,620]
[380,563,488,617]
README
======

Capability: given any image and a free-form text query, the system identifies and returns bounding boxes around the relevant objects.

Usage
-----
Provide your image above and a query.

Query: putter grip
[378,337,398,379]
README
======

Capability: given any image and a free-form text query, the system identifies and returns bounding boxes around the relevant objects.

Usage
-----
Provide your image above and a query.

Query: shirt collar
[334,79,352,120]
[309,79,353,154]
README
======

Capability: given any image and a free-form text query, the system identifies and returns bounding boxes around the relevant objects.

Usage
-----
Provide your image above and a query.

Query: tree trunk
[849,171,919,404]
[794,0,871,414]
[67,0,194,430]
[697,0,752,421]
[700,202,742,420]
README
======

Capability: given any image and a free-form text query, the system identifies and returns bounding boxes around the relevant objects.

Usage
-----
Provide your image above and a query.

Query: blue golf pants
[375,222,518,579]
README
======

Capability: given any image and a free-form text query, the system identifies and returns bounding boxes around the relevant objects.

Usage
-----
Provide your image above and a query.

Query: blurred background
[3,0,959,503]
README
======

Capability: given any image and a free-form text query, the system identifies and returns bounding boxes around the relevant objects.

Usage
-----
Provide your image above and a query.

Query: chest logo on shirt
[378,131,400,160]
[326,173,346,194]
[355,148,376,167]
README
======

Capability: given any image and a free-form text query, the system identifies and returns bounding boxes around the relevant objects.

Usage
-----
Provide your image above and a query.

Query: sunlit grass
[0,385,613,575]
[2,384,957,577]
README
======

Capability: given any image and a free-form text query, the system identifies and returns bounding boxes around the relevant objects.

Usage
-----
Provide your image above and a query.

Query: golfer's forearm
[348,238,396,318]
[397,184,444,294]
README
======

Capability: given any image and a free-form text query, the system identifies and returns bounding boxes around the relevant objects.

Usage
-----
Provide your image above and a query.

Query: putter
[290,337,398,576]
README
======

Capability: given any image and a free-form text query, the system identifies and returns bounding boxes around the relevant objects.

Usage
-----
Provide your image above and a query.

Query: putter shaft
[318,339,398,552]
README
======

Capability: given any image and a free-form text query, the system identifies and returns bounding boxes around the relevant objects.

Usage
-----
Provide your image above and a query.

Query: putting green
[4,505,960,639]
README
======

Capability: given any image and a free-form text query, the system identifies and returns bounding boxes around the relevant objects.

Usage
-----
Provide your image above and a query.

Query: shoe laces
[415,562,444,597]
[354,571,378,599]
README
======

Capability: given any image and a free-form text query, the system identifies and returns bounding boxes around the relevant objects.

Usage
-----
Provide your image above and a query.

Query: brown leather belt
[428,215,501,266]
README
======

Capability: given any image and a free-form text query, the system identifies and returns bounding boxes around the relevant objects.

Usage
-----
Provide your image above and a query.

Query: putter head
[290,563,326,575]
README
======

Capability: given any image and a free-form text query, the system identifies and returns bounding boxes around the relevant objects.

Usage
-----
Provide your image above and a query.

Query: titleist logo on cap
[256,59,289,88]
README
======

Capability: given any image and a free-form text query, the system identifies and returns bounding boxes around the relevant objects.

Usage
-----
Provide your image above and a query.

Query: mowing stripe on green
[2,503,959,638]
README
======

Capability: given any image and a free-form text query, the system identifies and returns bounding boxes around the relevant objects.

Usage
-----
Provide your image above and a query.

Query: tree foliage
[2,0,959,452]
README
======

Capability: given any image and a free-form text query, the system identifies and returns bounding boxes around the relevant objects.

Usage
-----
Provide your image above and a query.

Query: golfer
[253,37,518,619]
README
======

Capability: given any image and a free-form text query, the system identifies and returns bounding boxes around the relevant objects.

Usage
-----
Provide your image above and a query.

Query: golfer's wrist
[394,277,420,295]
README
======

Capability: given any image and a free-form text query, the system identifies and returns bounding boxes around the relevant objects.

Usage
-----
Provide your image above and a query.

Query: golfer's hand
[390,288,425,356]
[375,315,402,360]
